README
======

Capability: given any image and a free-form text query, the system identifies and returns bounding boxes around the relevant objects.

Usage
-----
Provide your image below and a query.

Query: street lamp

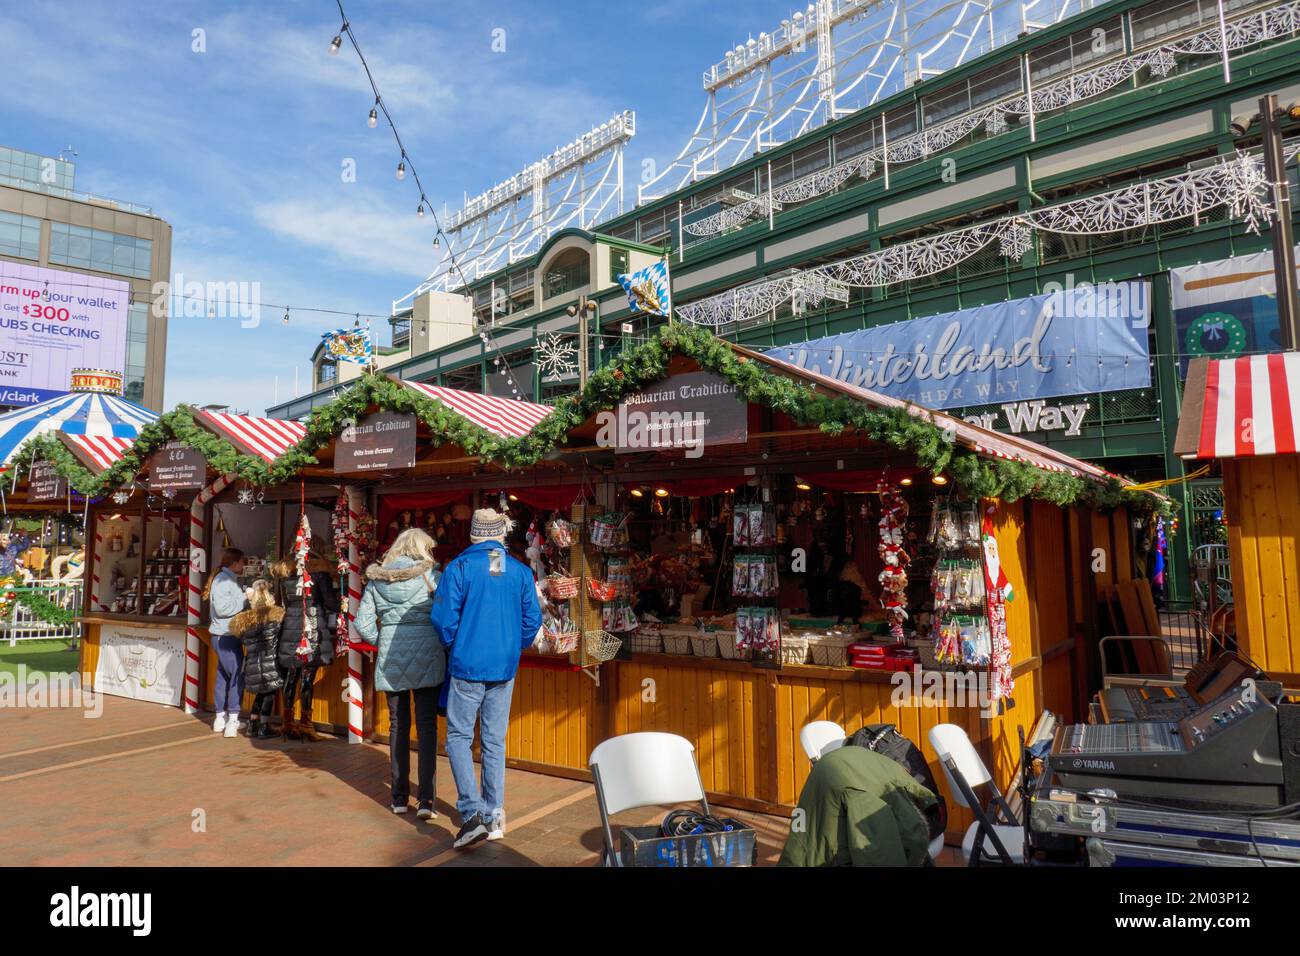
[566,295,599,387]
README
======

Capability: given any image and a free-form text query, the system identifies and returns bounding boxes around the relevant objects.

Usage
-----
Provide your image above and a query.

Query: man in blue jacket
[431,508,542,849]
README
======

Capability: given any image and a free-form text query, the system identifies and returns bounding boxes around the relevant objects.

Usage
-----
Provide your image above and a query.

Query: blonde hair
[384,528,434,566]
[248,579,277,610]
[202,548,244,600]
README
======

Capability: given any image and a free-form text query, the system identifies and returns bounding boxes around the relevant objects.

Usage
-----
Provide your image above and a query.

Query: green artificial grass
[0,638,80,679]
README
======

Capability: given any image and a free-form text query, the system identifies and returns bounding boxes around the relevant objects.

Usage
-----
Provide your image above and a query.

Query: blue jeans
[213,635,245,714]
[445,676,514,824]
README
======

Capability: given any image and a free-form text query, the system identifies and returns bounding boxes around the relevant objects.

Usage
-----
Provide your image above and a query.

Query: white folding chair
[799,720,847,763]
[589,732,709,867]
[928,723,1024,866]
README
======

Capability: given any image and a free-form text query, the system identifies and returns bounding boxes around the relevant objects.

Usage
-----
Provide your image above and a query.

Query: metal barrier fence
[1,582,82,648]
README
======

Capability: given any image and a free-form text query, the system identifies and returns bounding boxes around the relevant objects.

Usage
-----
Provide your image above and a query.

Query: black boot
[243,717,259,738]
[255,718,276,739]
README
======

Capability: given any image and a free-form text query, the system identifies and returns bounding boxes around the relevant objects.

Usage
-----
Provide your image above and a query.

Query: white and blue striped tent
[0,391,158,467]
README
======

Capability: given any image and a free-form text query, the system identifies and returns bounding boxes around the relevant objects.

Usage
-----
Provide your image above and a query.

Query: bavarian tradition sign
[770,281,1151,410]
[28,460,65,501]
[335,411,417,473]
[603,371,747,459]
[148,443,206,491]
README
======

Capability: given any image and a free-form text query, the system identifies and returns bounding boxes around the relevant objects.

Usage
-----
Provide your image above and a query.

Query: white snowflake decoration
[998,221,1034,261]
[983,110,1007,137]
[111,490,130,505]
[1147,49,1177,78]
[536,333,577,381]
[238,488,255,505]
[161,487,176,500]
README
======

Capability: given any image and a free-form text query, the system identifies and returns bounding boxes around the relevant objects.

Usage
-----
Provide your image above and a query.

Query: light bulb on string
[282,308,290,327]
[396,160,406,180]
[416,203,424,218]
[329,32,343,55]
[368,104,378,128]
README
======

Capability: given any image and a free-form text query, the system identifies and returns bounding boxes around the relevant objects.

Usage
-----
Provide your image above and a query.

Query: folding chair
[798,720,846,763]
[589,732,709,867]
[928,723,1024,866]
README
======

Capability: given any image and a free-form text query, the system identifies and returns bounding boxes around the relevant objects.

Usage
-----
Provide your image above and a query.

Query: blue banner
[768,281,1151,410]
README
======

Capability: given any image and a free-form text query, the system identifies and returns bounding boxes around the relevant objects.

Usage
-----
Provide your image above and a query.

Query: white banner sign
[93,625,185,706]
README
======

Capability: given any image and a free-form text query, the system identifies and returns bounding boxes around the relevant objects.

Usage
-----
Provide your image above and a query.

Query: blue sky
[0,0,808,414]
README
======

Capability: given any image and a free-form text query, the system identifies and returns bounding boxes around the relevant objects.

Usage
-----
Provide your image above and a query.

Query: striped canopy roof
[60,434,137,473]
[191,408,308,463]
[1175,353,1300,459]
[400,381,553,438]
[0,390,158,467]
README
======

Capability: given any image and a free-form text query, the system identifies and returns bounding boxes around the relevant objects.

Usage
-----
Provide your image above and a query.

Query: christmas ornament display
[876,485,909,641]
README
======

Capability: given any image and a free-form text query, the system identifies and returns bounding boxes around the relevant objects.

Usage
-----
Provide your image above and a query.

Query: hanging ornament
[875,484,910,641]
[294,510,317,663]
[1147,48,1177,78]
[111,490,131,506]
[980,503,1015,702]
[982,110,1007,137]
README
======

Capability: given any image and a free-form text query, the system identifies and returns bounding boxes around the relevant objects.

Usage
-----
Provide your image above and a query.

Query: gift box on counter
[848,641,904,669]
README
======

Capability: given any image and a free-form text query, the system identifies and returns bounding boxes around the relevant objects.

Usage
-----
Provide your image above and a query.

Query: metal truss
[639,0,1083,204]
[395,111,635,308]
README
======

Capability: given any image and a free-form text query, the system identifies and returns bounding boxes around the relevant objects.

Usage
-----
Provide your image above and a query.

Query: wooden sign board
[28,461,66,502]
[148,443,207,492]
[334,412,417,474]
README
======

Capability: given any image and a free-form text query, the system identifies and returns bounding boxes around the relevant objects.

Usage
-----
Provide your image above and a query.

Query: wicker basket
[716,630,751,661]
[689,632,719,659]
[661,627,694,656]
[626,628,663,654]
[583,629,622,663]
[547,575,578,600]
[779,635,811,666]
[809,634,855,667]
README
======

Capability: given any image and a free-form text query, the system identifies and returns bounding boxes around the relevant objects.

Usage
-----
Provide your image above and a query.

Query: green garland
[10,325,1167,515]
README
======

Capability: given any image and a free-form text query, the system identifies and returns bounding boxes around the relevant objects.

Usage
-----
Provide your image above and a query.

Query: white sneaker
[223,717,241,738]
[486,827,505,841]
[212,712,227,733]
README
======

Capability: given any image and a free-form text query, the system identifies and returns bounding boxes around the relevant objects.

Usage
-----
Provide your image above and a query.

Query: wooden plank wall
[1225,457,1300,678]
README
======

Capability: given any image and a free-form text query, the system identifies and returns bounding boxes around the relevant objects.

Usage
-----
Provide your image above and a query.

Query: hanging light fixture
[899,476,913,486]
[416,203,424,218]
[329,31,343,55]
[931,474,948,486]
[794,477,812,491]
[395,160,406,180]
[629,487,644,498]
[654,487,669,498]
[368,104,378,128]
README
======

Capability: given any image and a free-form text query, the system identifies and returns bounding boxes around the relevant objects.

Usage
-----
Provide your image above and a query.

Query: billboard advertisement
[0,262,130,406]
[1169,248,1299,376]
[769,281,1151,411]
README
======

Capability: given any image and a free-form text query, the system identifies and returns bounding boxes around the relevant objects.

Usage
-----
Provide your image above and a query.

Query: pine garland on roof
[8,326,1165,515]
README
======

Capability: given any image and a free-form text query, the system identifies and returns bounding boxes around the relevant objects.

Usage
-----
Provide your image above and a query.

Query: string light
[329,0,532,402]
[368,103,378,128]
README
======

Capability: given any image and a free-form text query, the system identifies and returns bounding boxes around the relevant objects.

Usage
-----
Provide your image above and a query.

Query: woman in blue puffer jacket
[355,528,444,818]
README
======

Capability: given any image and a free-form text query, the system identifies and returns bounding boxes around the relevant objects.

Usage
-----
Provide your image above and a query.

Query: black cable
[661,809,743,837]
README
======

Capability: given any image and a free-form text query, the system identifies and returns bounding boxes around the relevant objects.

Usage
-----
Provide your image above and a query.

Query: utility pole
[568,295,599,387]
[1261,94,1300,350]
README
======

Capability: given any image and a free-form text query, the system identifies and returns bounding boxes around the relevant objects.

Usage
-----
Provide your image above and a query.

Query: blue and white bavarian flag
[321,327,372,366]
[617,259,672,318]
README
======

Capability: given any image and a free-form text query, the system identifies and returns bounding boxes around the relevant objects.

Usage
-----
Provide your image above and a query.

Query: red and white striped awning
[400,381,552,438]
[192,409,308,463]
[60,433,135,473]
[1175,353,1300,459]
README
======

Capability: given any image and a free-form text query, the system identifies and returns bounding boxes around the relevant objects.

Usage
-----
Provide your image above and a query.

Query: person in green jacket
[779,745,939,867]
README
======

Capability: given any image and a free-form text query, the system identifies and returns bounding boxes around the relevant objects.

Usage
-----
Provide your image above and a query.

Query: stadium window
[609,246,629,283]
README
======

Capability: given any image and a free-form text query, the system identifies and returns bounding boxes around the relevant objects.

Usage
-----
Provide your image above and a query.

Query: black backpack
[847,724,948,839]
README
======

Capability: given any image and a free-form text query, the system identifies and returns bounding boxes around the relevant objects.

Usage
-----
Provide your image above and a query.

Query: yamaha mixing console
[1051,681,1297,807]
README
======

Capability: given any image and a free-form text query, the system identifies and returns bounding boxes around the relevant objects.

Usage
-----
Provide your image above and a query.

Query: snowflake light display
[536,333,578,380]
[111,490,131,505]
[998,221,1033,261]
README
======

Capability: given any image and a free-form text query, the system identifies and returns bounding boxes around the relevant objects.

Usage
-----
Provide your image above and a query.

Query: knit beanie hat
[470,508,511,543]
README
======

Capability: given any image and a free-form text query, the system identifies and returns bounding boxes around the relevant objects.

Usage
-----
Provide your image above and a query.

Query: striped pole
[345,485,365,743]
[90,514,110,612]
[184,473,235,714]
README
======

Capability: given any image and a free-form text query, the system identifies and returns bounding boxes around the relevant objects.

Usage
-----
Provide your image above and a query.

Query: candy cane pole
[345,485,365,743]
[90,513,109,612]
[184,473,235,714]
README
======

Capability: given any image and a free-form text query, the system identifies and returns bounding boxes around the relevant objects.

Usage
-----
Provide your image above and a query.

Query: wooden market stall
[50,328,1160,843]
[1175,352,1300,687]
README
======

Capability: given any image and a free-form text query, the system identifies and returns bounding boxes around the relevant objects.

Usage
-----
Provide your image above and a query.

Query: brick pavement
[0,695,807,867]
